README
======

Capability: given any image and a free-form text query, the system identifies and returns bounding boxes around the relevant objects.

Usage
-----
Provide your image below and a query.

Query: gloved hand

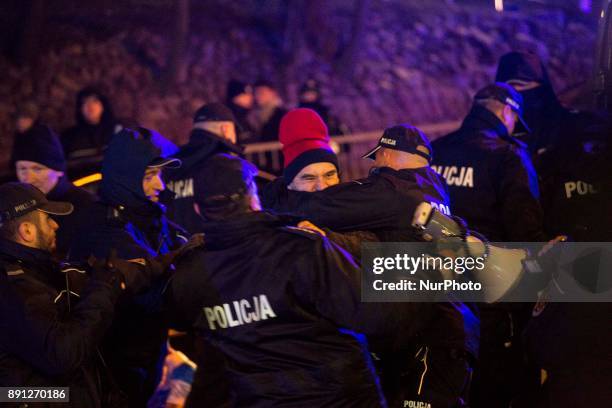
[87,250,126,290]
[155,233,206,272]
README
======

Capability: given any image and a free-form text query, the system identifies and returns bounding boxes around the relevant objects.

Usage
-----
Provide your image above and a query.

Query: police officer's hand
[180,233,205,256]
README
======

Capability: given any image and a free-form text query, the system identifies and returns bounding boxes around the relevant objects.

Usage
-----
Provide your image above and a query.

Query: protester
[225,80,255,142]
[248,80,287,142]
[69,127,190,407]
[298,79,348,135]
[262,108,339,199]
[61,86,121,160]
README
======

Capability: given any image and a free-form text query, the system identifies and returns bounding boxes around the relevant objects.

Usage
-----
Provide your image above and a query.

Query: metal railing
[243,121,461,181]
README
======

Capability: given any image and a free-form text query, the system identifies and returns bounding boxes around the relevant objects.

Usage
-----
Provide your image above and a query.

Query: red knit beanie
[279,108,338,183]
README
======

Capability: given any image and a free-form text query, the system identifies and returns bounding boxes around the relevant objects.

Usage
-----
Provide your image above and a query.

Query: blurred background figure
[9,101,40,169]
[61,86,121,160]
[298,78,349,136]
[11,123,95,258]
[248,79,287,142]
[14,101,39,135]
[225,79,255,143]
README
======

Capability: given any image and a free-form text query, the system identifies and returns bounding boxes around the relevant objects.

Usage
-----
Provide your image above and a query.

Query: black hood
[75,86,116,127]
[495,52,564,150]
[169,128,243,179]
[100,128,172,211]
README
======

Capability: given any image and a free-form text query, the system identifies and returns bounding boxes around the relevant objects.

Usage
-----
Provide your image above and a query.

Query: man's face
[502,106,518,134]
[233,92,254,109]
[81,95,104,125]
[24,210,58,253]
[288,162,339,192]
[16,160,64,194]
[254,86,277,107]
[220,122,237,145]
[16,116,34,133]
[142,167,165,202]
[299,90,319,104]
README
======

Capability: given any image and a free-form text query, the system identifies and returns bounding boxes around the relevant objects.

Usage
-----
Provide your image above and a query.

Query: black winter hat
[495,51,546,84]
[193,103,238,124]
[299,79,320,96]
[11,124,66,172]
[226,80,252,101]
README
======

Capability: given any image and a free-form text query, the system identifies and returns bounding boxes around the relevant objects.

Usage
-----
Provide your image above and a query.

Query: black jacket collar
[202,212,289,249]
[461,105,512,141]
[0,238,57,284]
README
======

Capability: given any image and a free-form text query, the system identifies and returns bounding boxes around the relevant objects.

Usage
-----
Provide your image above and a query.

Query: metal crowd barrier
[243,121,461,181]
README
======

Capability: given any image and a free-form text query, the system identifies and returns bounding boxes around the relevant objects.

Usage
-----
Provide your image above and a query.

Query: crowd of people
[0,50,610,408]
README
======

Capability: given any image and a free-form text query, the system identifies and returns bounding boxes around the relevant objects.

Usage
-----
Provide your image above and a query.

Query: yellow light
[495,0,504,12]
[73,173,102,187]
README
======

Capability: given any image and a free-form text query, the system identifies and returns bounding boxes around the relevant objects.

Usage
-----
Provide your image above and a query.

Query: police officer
[432,83,546,408]
[432,82,546,242]
[265,125,478,407]
[0,182,123,407]
[496,50,612,241]
[165,103,243,234]
[69,127,189,407]
[11,124,95,258]
[165,153,435,406]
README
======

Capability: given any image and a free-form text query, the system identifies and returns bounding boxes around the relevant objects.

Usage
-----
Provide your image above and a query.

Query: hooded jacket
[164,128,243,234]
[0,238,122,408]
[432,105,546,242]
[166,211,434,407]
[69,129,187,407]
[61,87,120,160]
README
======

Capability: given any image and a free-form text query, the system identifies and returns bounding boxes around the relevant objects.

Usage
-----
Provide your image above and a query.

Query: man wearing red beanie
[279,108,340,191]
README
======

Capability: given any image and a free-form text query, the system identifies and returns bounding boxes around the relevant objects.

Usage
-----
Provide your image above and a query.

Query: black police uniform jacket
[262,166,478,355]
[164,128,243,235]
[432,105,546,242]
[0,238,121,408]
[166,212,434,407]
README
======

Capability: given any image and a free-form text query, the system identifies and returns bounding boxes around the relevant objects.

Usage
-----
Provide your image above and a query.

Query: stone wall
[0,1,597,165]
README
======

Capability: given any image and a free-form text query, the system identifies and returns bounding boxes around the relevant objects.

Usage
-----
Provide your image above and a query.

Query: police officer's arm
[293,237,431,338]
[163,248,208,331]
[496,147,547,241]
[291,181,416,232]
[0,275,121,377]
